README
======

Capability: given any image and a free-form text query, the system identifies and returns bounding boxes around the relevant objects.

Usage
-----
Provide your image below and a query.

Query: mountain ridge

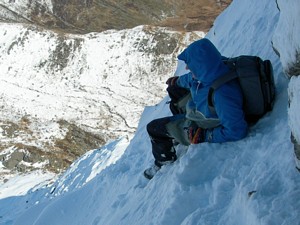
[0,0,231,34]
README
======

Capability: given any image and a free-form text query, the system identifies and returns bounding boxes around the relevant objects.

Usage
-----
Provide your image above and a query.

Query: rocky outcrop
[291,135,300,171]
[0,118,106,173]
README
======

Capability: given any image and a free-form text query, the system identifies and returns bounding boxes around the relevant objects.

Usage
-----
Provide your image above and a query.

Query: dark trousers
[147,85,189,166]
[147,116,178,166]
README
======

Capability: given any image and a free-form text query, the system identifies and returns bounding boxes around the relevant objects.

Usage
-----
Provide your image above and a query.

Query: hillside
[0,0,231,33]
[0,23,204,178]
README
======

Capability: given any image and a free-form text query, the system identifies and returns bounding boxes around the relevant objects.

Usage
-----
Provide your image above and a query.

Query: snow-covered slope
[1,0,300,224]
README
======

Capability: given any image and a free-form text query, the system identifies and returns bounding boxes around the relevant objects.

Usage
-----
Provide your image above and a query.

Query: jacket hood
[178,38,229,85]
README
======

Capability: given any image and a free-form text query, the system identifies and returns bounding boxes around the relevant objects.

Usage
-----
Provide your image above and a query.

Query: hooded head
[178,38,229,84]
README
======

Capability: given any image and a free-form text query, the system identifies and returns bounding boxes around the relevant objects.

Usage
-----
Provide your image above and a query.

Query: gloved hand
[166,76,178,86]
[187,126,205,144]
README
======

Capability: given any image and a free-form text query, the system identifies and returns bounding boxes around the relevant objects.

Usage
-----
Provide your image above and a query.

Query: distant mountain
[0,0,231,33]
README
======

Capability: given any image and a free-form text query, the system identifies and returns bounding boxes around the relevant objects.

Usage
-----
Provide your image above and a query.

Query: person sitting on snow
[144,38,248,179]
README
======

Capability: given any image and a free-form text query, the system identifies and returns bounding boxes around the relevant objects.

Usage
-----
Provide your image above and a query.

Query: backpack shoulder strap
[208,70,238,114]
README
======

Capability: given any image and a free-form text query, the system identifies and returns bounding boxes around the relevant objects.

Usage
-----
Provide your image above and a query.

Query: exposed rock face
[291,135,300,171]
[286,52,300,77]
[0,0,231,33]
[0,117,106,173]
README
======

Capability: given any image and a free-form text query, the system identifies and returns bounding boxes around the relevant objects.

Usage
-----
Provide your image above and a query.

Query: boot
[143,158,176,180]
[143,164,161,180]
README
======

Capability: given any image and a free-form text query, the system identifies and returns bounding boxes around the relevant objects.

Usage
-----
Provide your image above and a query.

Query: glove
[166,76,179,86]
[187,126,205,144]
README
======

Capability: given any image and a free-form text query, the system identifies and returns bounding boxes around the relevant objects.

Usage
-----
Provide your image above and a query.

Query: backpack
[208,55,275,123]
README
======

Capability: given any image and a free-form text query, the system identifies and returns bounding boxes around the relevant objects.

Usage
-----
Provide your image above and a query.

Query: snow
[272,0,300,75]
[0,0,300,225]
[0,171,55,199]
[289,77,300,142]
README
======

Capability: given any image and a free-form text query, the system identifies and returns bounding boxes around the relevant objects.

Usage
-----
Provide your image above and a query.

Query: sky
[0,0,300,225]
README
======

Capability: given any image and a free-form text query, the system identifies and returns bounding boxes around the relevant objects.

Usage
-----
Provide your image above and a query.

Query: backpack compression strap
[208,70,238,114]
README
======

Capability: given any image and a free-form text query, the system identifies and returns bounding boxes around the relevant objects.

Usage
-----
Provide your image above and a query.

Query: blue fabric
[176,38,248,143]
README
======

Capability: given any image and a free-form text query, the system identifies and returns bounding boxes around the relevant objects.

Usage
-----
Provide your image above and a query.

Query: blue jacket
[176,38,248,143]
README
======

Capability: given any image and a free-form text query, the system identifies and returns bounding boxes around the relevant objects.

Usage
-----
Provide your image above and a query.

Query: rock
[291,134,300,171]
[2,150,25,170]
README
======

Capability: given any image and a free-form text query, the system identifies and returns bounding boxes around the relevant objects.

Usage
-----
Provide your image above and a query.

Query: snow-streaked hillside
[0,23,203,177]
[1,0,300,225]
[0,24,202,136]
[0,0,53,23]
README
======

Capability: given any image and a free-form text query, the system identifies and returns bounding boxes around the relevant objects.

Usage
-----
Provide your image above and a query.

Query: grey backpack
[208,55,275,123]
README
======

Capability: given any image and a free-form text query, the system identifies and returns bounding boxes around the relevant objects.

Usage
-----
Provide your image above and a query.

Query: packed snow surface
[1,0,300,225]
